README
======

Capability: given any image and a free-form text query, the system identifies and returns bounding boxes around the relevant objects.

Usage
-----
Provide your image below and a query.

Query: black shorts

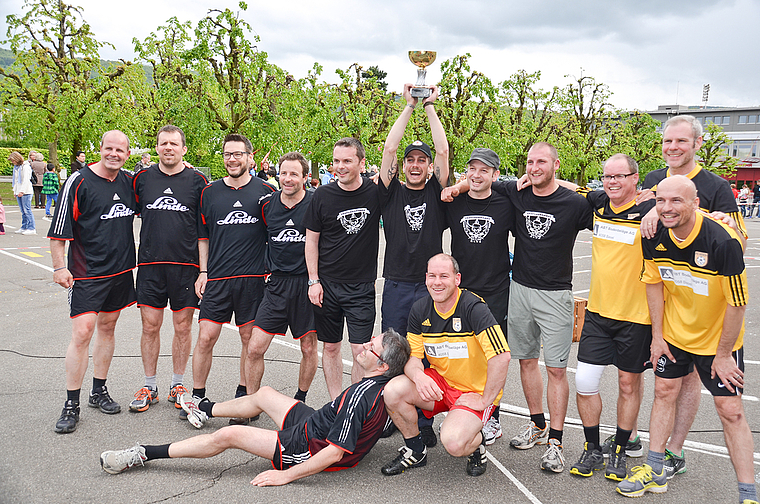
[578,311,652,373]
[136,264,199,311]
[198,276,264,326]
[481,288,509,338]
[313,279,375,345]
[272,401,315,470]
[381,279,427,335]
[69,270,136,318]
[655,342,745,396]
[254,275,315,339]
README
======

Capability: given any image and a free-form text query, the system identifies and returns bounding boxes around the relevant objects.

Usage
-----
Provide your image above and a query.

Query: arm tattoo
[434,165,441,180]
[388,162,398,179]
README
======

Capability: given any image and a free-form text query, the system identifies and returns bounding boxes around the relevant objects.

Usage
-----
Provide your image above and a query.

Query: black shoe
[380,419,398,438]
[88,386,121,414]
[605,444,628,481]
[55,400,80,433]
[569,442,605,477]
[420,425,437,448]
[381,446,427,476]
[466,433,488,476]
[228,414,260,425]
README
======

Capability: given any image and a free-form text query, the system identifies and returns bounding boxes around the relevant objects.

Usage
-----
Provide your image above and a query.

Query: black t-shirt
[198,177,275,279]
[643,166,739,214]
[48,166,136,279]
[305,375,390,468]
[133,165,208,266]
[380,176,447,283]
[261,190,312,276]
[497,181,593,291]
[445,190,513,296]
[303,178,381,283]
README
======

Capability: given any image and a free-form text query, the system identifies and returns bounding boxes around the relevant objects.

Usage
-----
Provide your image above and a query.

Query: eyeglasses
[222,151,250,160]
[368,347,385,364]
[601,173,636,182]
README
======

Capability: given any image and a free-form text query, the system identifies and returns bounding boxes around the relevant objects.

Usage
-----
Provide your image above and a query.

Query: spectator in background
[9,151,36,235]
[738,184,749,217]
[42,163,60,220]
[0,195,6,235]
[753,181,760,217]
[71,151,86,173]
[320,165,335,186]
[730,183,739,199]
[31,151,46,209]
[133,153,152,174]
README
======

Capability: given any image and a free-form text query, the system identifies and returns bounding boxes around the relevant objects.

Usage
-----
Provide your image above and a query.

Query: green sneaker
[616,464,667,498]
[663,449,686,479]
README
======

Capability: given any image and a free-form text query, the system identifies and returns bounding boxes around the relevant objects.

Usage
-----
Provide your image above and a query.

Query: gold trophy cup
[408,51,437,99]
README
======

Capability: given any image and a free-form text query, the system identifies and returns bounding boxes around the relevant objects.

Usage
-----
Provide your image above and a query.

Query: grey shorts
[507,281,573,368]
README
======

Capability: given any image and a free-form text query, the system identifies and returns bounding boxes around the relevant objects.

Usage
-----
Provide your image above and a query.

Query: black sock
[615,427,633,448]
[143,444,171,460]
[491,407,500,421]
[67,389,81,403]
[235,384,247,396]
[530,413,546,430]
[192,388,206,399]
[92,378,106,391]
[583,425,600,450]
[549,428,563,444]
[199,398,215,418]
[405,435,425,454]
[294,389,308,402]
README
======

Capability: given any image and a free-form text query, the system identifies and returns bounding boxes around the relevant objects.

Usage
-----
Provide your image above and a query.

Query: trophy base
[411,86,432,99]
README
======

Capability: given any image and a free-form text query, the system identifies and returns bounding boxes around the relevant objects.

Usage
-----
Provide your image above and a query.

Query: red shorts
[421,368,495,423]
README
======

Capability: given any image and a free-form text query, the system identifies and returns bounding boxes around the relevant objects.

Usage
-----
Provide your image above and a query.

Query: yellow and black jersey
[577,189,655,325]
[643,164,747,238]
[407,288,509,403]
[641,213,748,355]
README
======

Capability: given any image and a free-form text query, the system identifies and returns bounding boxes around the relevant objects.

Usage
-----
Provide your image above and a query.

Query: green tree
[0,0,137,166]
[607,111,664,179]
[698,122,738,177]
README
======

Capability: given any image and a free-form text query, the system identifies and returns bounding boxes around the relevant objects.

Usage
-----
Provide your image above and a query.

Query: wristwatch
[308,279,321,286]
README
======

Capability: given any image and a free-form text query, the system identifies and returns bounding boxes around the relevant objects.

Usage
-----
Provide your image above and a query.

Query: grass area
[0,182,16,206]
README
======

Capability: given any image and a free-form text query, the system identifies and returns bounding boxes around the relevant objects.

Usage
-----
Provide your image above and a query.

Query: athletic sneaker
[605,443,628,481]
[88,386,121,414]
[569,442,604,477]
[742,500,760,504]
[381,446,427,475]
[466,433,488,476]
[420,425,437,448]
[663,449,686,479]
[100,444,147,474]
[483,416,502,446]
[54,400,80,434]
[601,434,644,458]
[616,464,667,497]
[129,387,158,412]
[179,394,208,429]
[21,229,37,235]
[510,421,549,450]
[540,438,566,473]
[168,384,188,408]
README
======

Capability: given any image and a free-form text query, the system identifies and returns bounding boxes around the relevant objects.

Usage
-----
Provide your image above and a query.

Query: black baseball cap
[404,140,433,161]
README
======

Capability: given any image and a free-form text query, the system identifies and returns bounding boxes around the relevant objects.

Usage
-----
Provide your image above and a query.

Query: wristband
[199,270,207,274]
[54,266,66,272]
[406,104,415,109]
[423,102,434,108]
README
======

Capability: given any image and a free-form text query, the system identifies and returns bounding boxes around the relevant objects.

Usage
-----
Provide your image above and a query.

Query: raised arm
[423,86,449,187]
[380,83,417,188]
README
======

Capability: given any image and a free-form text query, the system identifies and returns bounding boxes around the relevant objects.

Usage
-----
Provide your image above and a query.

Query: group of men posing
[47,85,754,502]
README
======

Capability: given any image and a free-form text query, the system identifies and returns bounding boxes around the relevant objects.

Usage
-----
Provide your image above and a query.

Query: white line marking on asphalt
[0,249,53,272]
[486,452,545,504]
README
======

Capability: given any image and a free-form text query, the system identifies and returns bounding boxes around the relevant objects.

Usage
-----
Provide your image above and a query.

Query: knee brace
[575,361,605,396]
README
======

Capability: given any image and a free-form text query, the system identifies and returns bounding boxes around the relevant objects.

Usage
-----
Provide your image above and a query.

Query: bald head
[658,175,697,201]
[655,175,699,234]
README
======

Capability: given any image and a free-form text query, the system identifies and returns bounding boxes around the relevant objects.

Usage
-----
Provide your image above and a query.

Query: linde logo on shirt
[404,203,426,231]
[337,208,370,234]
[217,211,259,225]
[460,215,494,243]
[271,228,305,242]
[524,211,556,239]
[145,196,189,212]
[100,203,135,220]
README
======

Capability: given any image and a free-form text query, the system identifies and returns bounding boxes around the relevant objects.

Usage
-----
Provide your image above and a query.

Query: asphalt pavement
[0,205,759,503]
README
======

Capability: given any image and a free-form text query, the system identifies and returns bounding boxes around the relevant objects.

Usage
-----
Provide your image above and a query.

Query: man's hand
[414,373,443,403]
[403,83,418,108]
[635,188,655,203]
[650,336,675,368]
[454,392,487,411]
[516,173,531,191]
[640,207,659,239]
[711,354,743,394]
[194,272,207,299]
[308,283,323,307]
[53,267,73,289]
[440,185,460,202]
[422,85,439,105]
[251,469,292,487]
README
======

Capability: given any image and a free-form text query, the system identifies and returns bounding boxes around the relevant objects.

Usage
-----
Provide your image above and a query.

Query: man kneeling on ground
[100,329,410,486]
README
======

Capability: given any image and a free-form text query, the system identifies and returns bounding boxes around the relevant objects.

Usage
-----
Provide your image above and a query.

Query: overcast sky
[1,0,757,111]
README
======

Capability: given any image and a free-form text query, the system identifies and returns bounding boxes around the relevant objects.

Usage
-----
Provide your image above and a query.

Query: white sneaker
[540,438,566,473]
[179,393,208,429]
[21,229,37,235]
[14,228,24,234]
[100,444,147,474]
[483,417,502,446]
[509,421,549,449]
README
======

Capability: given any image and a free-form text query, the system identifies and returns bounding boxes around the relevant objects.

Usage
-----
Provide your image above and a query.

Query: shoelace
[133,388,153,400]
[628,465,652,482]
[170,385,188,398]
[116,445,146,469]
